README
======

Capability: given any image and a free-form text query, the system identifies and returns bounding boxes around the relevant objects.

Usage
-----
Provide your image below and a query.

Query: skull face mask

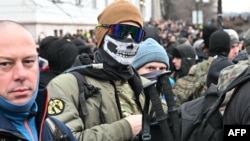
[102,35,139,65]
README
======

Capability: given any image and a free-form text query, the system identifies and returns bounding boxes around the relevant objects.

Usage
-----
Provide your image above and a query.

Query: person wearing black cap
[171,44,196,81]
[39,36,79,89]
[172,25,218,106]
[206,30,234,87]
[216,27,250,125]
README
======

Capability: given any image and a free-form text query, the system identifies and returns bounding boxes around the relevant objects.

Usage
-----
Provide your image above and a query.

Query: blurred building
[0,0,162,44]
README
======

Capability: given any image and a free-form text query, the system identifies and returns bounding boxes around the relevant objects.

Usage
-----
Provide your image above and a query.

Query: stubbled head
[0,20,38,105]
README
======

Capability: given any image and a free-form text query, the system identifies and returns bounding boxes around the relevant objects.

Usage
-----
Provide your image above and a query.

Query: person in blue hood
[0,20,76,141]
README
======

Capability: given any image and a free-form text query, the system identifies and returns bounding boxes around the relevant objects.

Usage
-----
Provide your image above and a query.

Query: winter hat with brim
[132,38,170,70]
[96,0,143,47]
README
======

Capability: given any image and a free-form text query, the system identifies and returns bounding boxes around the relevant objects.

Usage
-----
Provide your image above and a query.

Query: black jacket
[206,56,234,87]
[223,80,250,124]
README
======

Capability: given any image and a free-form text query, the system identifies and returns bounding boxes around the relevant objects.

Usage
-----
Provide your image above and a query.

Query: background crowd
[2,0,250,140]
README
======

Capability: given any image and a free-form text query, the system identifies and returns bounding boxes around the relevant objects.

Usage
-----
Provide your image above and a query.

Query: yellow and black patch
[48,98,65,115]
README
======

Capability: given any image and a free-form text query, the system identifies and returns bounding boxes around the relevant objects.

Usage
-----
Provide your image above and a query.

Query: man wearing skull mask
[46,0,149,141]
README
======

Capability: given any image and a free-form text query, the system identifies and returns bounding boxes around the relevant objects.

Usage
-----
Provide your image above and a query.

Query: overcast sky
[222,0,250,13]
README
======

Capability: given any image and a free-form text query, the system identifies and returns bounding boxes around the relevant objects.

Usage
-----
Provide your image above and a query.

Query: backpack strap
[142,80,174,141]
[156,71,181,141]
[70,71,104,126]
[70,71,89,125]
[140,90,151,141]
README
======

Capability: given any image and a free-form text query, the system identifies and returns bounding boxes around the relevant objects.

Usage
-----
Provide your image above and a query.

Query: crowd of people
[1,0,250,140]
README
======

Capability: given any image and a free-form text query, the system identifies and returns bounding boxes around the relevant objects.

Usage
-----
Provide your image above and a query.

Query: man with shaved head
[0,20,76,141]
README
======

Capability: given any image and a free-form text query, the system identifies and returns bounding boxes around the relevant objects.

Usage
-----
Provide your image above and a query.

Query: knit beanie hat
[40,37,79,72]
[223,29,239,46]
[172,44,196,60]
[209,30,231,56]
[96,0,143,47]
[39,36,58,59]
[132,38,170,70]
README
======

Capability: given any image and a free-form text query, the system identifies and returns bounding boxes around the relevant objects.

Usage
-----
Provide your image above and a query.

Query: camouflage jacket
[218,59,250,115]
[173,57,214,106]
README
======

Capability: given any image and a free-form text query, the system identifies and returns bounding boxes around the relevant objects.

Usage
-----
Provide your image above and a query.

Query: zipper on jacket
[38,89,49,141]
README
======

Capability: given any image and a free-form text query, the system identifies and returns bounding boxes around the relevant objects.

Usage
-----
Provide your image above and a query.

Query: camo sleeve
[173,74,206,106]
[218,60,249,91]
[218,60,249,115]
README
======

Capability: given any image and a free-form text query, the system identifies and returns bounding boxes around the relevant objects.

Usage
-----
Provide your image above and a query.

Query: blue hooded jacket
[0,89,76,141]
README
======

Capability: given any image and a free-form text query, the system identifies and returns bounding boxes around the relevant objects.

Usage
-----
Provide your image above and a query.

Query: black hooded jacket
[39,37,79,89]
[172,44,196,80]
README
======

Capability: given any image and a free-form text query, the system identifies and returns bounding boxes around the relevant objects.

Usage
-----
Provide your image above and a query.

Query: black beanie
[209,30,231,57]
[172,44,196,59]
[39,36,59,59]
[202,25,218,49]
[46,39,79,72]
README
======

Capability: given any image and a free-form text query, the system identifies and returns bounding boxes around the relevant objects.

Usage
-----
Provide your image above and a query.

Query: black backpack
[136,71,180,141]
[137,66,250,141]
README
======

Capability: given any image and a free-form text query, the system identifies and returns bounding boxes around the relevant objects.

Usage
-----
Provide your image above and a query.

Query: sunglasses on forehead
[96,24,145,43]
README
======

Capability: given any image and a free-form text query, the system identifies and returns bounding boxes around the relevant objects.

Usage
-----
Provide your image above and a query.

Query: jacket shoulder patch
[48,98,65,115]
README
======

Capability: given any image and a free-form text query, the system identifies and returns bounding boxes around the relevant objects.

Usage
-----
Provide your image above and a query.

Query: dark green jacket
[47,72,149,141]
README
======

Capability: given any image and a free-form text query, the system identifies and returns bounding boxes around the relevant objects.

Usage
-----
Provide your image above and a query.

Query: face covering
[141,70,162,81]
[102,35,139,65]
